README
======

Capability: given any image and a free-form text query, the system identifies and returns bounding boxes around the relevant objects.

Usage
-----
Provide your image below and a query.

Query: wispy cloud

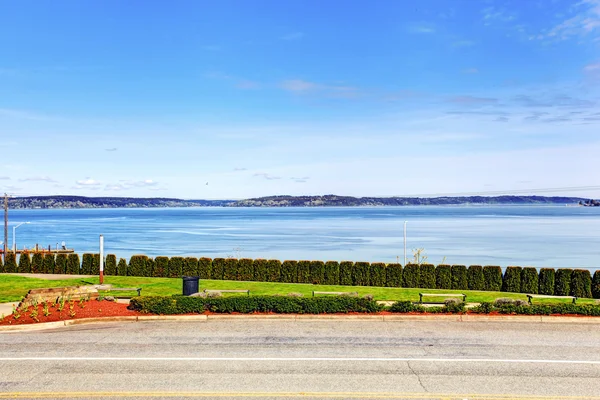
[76,178,102,186]
[19,176,57,183]
[281,32,304,41]
[105,148,118,152]
[290,176,310,183]
[534,0,600,41]
[233,167,248,171]
[512,94,595,108]
[205,71,261,90]
[407,23,436,34]
[0,176,10,180]
[448,95,498,105]
[452,40,476,48]
[279,79,360,99]
[481,6,517,25]
[104,179,158,191]
[280,79,318,93]
[254,173,281,180]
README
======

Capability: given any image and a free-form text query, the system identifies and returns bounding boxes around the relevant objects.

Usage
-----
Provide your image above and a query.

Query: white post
[99,235,104,284]
[403,221,407,265]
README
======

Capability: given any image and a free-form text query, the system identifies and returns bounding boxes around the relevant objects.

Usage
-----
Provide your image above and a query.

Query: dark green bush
[145,258,155,277]
[253,259,267,282]
[483,266,502,292]
[593,270,600,299]
[81,253,94,275]
[389,301,419,313]
[266,259,281,282]
[92,254,101,274]
[467,265,484,290]
[451,265,468,290]
[168,256,184,278]
[369,263,386,287]
[237,258,254,281]
[352,262,370,286]
[212,257,226,280]
[402,264,419,288]
[17,252,31,273]
[42,253,55,274]
[419,264,436,289]
[54,254,66,274]
[339,261,353,285]
[280,260,298,283]
[153,256,169,277]
[555,268,573,296]
[435,264,452,289]
[571,269,592,298]
[521,267,538,294]
[324,261,339,285]
[117,258,128,276]
[538,268,555,295]
[385,263,402,287]
[443,299,466,313]
[502,266,522,293]
[183,257,199,277]
[66,254,80,275]
[105,254,117,276]
[309,261,325,284]
[5,252,17,273]
[297,260,311,283]
[223,258,239,280]
[129,255,149,277]
[30,252,43,273]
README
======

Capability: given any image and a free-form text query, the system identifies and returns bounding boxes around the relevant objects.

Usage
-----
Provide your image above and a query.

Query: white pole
[403,221,407,265]
[99,235,104,284]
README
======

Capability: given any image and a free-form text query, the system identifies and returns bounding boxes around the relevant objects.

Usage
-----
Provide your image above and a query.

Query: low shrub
[385,263,402,287]
[435,264,452,289]
[66,254,80,275]
[369,263,386,287]
[352,262,370,286]
[388,301,425,313]
[54,254,66,274]
[593,270,600,299]
[502,266,522,293]
[153,256,169,278]
[309,261,325,284]
[17,252,31,273]
[443,298,465,313]
[198,257,212,279]
[472,302,494,313]
[538,268,555,295]
[237,258,253,281]
[555,268,573,296]
[520,267,538,294]
[129,255,149,277]
[339,261,353,286]
[451,265,468,290]
[324,261,340,285]
[483,266,502,292]
[117,258,128,276]
[211,258,226,280]
[419,264,436,289]
[402,264,419,288]
[571,269,592,299]
[266,259,281,282]
[223,258,239,281]
[467,265,484,290]
[43,253,55,274]
[183,257,199,277]
[253,259,267,282]
[30,252,43,273]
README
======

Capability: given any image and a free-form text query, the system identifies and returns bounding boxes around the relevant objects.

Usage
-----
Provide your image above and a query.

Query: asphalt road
[1,319,600,400]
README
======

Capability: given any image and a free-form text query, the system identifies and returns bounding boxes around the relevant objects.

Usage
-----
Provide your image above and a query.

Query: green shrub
[593,270,600,299]
[502,266,522,293]
[389,301,419,313]
[183,257,199,277]
[17,252,31,273]
[352,262,370,286]
[266,259,281,282]
[129,255,149,277]
[81,253,94,275]
[483,266,502,292]
[435,264,452,289]
[281,260,298,283]
[105,254,117,276]
[117,258,128,276]
[467,265,484,290]
[571,269,592,298]
[538,268,555,295]
[555,268,573,296]
[66,254,80,275]
[145,258,155,277]
[369,263,386,287]
[222,258,238,280]
[443,298,466,313]
[0,254,3,273]
[5,252,17,273]
[168,256,184,278]
[419,264,436,289]
[153,256,169,277]
[42,253,55,274]
[339,261,353,285]
[520,267,538,294]
[323,261,340,285]
[309,261,325,284]
[30,252,43,273]
[385,263,402,287]
[297,260,311,283]
[451,265,468,290]
[253,259,267,282]
[237,258,254,281]
[212,258,226,280]
[54,254,66,274]
[402,264,419,288]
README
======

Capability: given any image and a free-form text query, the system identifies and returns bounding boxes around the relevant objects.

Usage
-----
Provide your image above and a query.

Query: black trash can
[182,276,200,296]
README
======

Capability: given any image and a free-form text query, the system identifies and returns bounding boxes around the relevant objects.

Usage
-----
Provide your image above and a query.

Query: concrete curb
[2,313,600,331]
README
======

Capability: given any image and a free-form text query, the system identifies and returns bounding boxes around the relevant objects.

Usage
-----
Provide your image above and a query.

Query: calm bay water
[6,206,600,270]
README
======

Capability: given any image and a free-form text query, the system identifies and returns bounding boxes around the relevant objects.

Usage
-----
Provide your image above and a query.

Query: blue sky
[1,0,599,199]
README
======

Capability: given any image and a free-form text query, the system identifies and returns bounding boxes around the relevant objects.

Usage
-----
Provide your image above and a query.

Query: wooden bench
[312,291,358,297]
[419,293,466,304]
[203,289,250,296]
[103,287,142,297]
[527,294,577,304]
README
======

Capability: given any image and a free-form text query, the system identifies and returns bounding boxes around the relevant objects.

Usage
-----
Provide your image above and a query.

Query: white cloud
[0,176,10,180]
[538,0,600,41]
[19,176,57,183]
[105,148,118,152]
[76,178,102,186]
[254,173,281,180]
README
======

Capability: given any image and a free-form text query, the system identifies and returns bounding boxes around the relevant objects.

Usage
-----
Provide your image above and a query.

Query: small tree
[435,265,452,289]
[324,261,340,285]
[183,257,199,277]
[117,258,127,276]
[81,253,94,275]
[17,252,31,273]
[309,261,325,284]
[4,252,17,273]
[369,263,386,287]
[451,265,468,290]
[554,268,573,296]
[153,256,169,277]
[237,258,253,281]
[297,260,311,283]
[266,259,281,282]
[385,263,402,287]
[223,258,239,280]
[105,254,117,275]
[538,268,555,295]
[168,257,184,278]
[55,254,67,274]
[31,252,43,273]
[419,264,436,289]
[43,253,55,274]
[146,258,155,277]
[281,260,298,283]
[467,265,485,290]
[570,269,592,298]
[66,254,80,275]
[339,261,353,286]
[253,259,267,282]
[352,262,370,286]
[592,270,600,299]
[128,255,148,277]
[402,264,419,288]
[520,267,538,294]
[483,266,502,292]
[502,266,522,293]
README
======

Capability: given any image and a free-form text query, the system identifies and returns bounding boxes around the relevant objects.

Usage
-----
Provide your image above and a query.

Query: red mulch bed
[0,299,141,326]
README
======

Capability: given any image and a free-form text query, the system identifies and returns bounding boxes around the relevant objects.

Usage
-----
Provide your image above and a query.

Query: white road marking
[0,357,599,364]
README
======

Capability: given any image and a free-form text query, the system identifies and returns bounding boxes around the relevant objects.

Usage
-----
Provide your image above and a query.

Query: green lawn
[1,274,597,305]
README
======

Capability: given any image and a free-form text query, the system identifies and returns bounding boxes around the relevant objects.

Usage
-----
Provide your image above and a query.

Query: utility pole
[3,193,7,261]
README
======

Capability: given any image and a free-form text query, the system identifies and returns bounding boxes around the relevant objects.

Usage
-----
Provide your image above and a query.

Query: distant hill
[6,194,591,209]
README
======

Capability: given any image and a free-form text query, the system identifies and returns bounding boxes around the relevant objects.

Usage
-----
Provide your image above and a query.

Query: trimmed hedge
[237,258,254,281]
[309,261,325,284]
[555,268,572,296]
[403,264,419,288]
[451,265,468,290]
[31,252,43,273]
[211,258,225,280]
[281,260,298,283]
[146,258,155,277]
[105,254,117,276]
[467,265,484,290]
[43,254,55,274]
[339,261,353,286]
[183,257,199,277]
[266,259,281,282]
[253,259,267,282]
[129,295,382,315]
[55,254,67,274]
[385,263,402,287]
[593,270,600,299]
[297,260,311,284]
[369,263,386,287]
[502,266,522,293]
[435,265,452,289]
[419,264,435,289]
[17,253,31,273]
[324,261,340,285]
[483,266,502,292]
[198,257,212,279]
[81,253,94,275]
[168,257,184,278]
[66,254,80,275]
[223,258,239,281]
[4,252,17,273]
[352,262,370,286]
[471,302,600,316]
[538,268,555,295]
[129,255,149,277]
[117,258,127,276]
[571,269,592,298]
[154,256,169,278]
[520,267,538,294]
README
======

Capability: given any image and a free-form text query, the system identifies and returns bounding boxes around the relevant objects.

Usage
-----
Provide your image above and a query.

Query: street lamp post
[13,222,30,253]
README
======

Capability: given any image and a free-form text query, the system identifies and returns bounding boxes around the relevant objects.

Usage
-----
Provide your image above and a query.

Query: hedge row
[3,252,599,299]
